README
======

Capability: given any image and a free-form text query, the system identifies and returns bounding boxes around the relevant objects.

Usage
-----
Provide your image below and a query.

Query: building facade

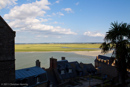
[46,57,96,87]
[0,16,16,83]
[15,60,48,87]
[95,55,117,78]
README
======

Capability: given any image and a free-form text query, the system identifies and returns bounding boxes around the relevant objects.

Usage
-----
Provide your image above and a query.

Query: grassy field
[15,44,101,52]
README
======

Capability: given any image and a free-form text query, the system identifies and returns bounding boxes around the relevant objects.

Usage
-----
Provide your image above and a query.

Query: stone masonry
[0,16,15,83]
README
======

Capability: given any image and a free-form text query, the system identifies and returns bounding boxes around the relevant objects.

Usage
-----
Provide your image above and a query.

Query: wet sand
[71,50,113,57]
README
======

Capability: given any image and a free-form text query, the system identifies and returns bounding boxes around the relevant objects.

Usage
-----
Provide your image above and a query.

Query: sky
[0,0,130,43]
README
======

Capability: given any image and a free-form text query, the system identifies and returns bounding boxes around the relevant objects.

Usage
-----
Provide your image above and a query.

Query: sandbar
[71,50,113,57]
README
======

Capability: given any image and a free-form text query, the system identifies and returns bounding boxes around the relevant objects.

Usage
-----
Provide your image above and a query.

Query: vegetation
[15,43,101,52]
[100,22,130,86]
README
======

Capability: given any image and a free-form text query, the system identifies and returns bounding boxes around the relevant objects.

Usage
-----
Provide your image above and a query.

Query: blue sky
[0,0,130,43]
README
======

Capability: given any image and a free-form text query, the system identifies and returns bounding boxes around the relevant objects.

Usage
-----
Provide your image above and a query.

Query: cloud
[53,21,58,24]
[84,31,105,37]
[39,18,51,22]
[4,0,50,19]
[75,2,79,5]
[55,0,60,3]
[36,34,62,38]
[36,35,48,38]
[0,0,17,9]
[52,13,56,16]
[57,12,64,16]
[47,15,52,17]
[8,17,77,36]
[62,8,73,13]
[4,0,76,38]
[51,12,64,16]
[48,21,64,25]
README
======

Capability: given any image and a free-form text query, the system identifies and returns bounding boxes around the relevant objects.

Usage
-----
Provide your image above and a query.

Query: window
[36,77,40,84]
[61,70,64,74]
[101,59,104,62]
[98,59,101,61]
[68,69,72,73]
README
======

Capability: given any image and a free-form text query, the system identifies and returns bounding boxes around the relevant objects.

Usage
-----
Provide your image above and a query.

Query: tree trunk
[116,44,127,86]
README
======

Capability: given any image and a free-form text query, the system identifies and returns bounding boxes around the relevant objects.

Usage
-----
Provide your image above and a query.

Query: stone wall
[0,61,15,83]
[0,16,15,84]
[100,62,118,78]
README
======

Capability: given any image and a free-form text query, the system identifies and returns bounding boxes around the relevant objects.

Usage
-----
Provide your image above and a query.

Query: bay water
[15,52,111,70]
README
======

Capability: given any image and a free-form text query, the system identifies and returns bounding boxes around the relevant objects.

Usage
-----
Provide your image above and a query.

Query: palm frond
[100,42,111,53]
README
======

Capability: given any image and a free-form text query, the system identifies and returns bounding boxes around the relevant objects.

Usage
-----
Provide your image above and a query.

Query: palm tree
[100,22,130,86]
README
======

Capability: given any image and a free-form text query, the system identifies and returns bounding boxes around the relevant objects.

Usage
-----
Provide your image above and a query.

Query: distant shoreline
[15,42,103,44]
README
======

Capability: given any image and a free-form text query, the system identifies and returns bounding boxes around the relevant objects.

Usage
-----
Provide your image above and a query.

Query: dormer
[69,69,72,73]
[61,70,65,74]
[101,59,104,62]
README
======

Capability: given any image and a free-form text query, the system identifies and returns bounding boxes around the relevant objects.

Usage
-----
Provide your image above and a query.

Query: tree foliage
[100,22,130,86]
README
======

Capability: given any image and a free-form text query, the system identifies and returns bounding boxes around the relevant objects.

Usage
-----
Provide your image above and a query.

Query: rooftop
[16,66,46,80]
[98,55,110,60]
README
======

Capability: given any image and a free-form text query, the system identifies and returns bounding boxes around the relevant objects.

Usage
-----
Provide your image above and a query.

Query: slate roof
[97,55,115,65]
[80,63,97,76]
[70,61,82,71]
[16,66,47,80]
[84,63,96,73]
[56,60,75,80]
[69,61,83,77]
[47,58,97,86]
[98,55,110,60]
[57,60,69,70]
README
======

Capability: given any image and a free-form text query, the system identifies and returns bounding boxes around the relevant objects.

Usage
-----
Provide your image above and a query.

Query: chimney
[80,62,83,65]
[36,60,41,67]
[61,57,65,60]
[42,67,45,70]
[50,57,57,69]
[96,56,98,60]
[80,62,84,68]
